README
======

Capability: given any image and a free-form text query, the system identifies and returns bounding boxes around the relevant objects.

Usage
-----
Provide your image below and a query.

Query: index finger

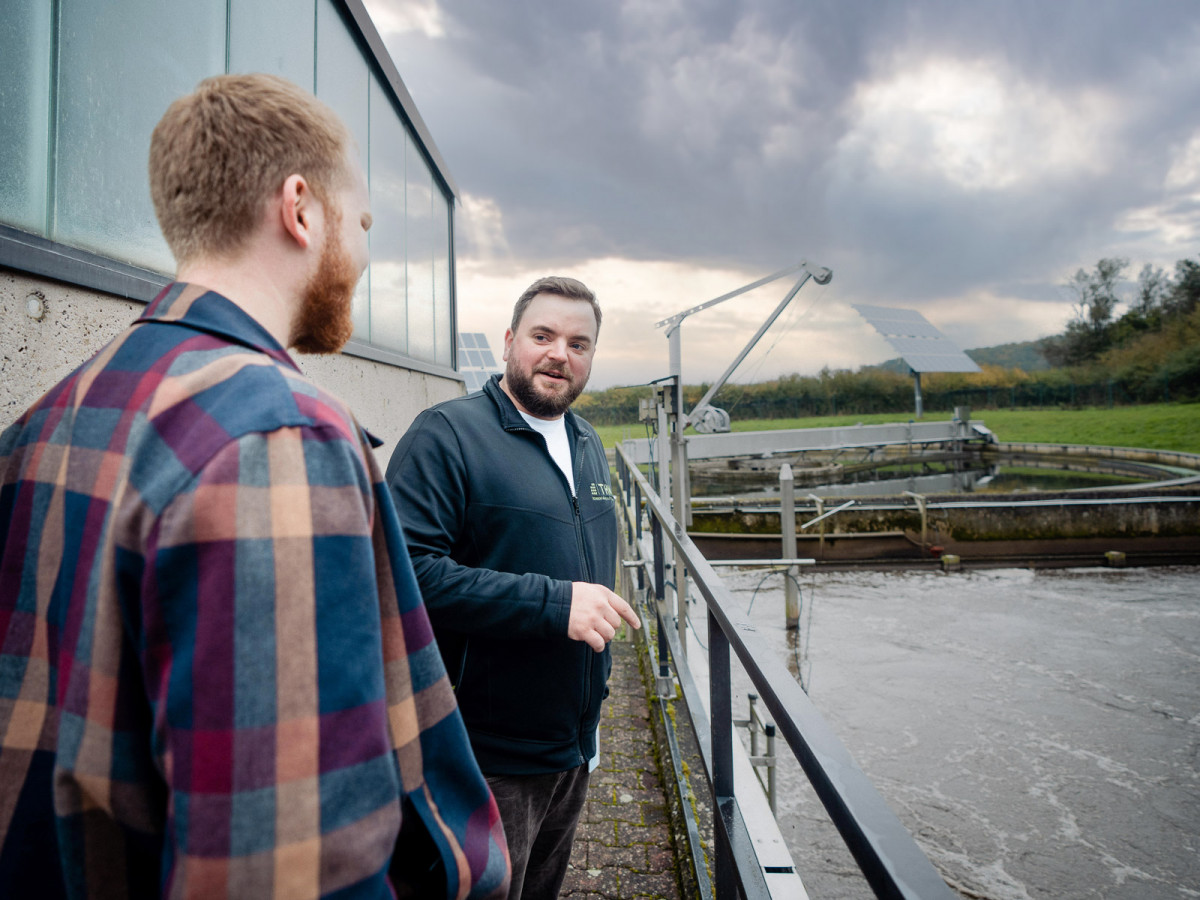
[612,594,641,630]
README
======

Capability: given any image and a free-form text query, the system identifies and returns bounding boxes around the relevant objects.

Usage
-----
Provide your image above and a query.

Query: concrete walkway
[561,639,688,899]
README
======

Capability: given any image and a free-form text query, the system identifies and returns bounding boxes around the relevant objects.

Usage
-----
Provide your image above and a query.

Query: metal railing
[736,693,777,812]
[614,444,956,899]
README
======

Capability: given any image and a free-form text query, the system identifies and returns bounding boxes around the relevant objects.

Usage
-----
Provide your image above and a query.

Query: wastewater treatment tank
[622,421,1200,567]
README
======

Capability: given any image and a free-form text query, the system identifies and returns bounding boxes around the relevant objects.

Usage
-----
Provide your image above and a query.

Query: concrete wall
[1,268,461,466]
[689,491,1200,541]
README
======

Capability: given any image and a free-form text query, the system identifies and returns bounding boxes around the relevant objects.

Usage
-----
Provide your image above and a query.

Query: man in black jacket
[386,276,640,900]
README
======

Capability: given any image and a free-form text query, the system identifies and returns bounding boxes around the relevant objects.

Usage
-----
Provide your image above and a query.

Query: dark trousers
[485,765,590,900]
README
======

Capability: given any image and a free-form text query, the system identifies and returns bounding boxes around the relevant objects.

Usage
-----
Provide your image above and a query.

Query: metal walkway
[621,418,994,464]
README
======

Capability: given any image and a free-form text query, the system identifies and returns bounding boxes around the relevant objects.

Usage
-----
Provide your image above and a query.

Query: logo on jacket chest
[589,481,614,502]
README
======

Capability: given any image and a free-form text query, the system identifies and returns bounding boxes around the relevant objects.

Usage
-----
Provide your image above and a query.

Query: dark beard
[505,360,587,418]
[291,214,357,355]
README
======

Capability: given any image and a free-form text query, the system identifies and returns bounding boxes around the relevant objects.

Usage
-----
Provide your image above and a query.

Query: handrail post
[780,464,799,629]
[617,451,628,505]
[634,482,643,544]
[709,608,735,898]
[651,515,672,698]
[672,415,691,662]
[747,692,759,758]
[765,723,777,813]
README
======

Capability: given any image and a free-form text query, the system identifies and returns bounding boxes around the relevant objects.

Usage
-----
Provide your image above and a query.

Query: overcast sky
[363,0,1200,390]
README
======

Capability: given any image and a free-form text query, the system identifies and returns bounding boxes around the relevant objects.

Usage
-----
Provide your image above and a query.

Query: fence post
[780,464,799,629]
[652,515,671,698]
[747,693,759,757]
[709,608,735,898]
[765,723,777,812]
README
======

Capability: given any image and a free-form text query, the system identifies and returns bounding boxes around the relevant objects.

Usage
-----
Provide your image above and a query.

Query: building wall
[1,0,460,372]
[1,269,461,466]
[1,0,467,467]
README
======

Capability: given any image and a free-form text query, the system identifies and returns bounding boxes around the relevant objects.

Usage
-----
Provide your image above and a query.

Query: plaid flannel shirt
[0,283,509,899]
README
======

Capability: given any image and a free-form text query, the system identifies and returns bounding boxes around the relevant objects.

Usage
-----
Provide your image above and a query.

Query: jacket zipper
[454,639,469,692]
[573,432,595,766]
[517,414,598,767]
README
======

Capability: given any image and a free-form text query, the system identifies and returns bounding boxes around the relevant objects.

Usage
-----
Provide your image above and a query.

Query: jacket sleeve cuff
[551,580,574,636]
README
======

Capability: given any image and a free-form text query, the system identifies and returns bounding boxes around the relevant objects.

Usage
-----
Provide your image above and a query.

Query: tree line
[573,254,1200,427]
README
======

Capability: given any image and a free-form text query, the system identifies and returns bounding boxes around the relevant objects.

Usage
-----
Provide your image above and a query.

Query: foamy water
[714,565,1200,899]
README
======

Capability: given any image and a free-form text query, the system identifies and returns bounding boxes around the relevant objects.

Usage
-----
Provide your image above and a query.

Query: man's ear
[502,328,513,361]
[280,174,315,250]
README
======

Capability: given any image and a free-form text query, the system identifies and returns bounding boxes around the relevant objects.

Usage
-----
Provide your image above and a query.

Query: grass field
[592,402,1200,454]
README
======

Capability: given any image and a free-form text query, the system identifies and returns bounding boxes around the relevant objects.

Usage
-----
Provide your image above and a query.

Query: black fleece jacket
[385,375,618,775]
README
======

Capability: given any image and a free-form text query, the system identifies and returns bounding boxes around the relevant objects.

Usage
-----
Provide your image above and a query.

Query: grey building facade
[1,0,465,459]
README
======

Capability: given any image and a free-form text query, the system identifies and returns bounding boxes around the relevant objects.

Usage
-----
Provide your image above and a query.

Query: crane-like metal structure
[655,260,832,433]
[643,262,832,662]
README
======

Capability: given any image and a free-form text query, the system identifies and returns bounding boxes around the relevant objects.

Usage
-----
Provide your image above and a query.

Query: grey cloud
[372,0,1200,324]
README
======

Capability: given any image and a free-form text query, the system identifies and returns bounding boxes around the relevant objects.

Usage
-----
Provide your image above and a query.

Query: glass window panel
[433,186,453,366]
[229,0,315,88]
[54,0,225,273]
[405,134,436,364]
[0,3,52,232]
[316,0,371,339]
[316,0,368,167]
[367,75,408,355]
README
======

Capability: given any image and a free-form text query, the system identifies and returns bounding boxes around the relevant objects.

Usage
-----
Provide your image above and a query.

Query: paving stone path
[561,639,685,899]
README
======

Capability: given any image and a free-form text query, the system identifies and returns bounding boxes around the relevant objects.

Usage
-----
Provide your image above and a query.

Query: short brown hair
[511,276,602,334]
[149,73,350,265]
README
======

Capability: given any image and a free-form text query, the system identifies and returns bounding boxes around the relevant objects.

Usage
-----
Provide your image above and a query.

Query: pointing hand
[567,582,642,652]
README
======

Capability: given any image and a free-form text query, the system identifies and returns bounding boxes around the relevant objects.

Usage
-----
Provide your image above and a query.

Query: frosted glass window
[405,134,436,364]
[0,4,52,232]
[230,0,315,89]
[54,0,225,273]
[367,76,409,354]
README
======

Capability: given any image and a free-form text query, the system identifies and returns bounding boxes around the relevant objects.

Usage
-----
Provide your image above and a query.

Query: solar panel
[457,332,502,391]
[853,305,944,339]
[461,372,485,392]
[852,305,980,374]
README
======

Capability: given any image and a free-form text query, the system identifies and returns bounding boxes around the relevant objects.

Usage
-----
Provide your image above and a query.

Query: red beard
[291,215,357,355]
